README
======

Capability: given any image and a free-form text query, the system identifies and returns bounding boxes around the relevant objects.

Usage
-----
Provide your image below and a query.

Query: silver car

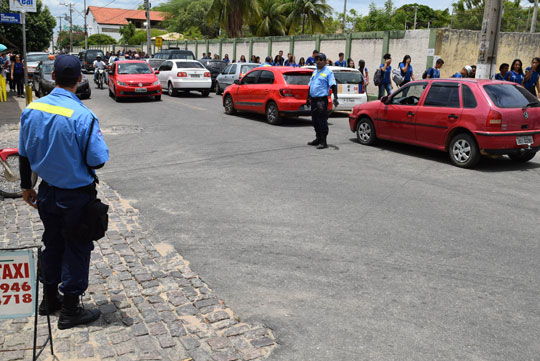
[215,62,259,95]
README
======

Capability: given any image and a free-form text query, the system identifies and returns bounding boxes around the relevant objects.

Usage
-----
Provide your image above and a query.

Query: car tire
[508,151,536,162]
[168,82,177,97]
[265,101,282,125]
[356,117,377,145]
[109,88,114,98]
[154,95,161,101]
[201,89,210,97]
[216,83,222,96]
[448,133,481,168]
[224,95,236,115]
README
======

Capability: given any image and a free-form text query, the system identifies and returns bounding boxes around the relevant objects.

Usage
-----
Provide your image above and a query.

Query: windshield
[118,63,152,74]
[27,54,49,63]
[334,71,363,84]
[484,84,540,108]
[176,62,204,69]
[42,63,54,74]
[88,50,104,58]
[283,73,312,85]
[240,65,258,73]
[170,52,194,60]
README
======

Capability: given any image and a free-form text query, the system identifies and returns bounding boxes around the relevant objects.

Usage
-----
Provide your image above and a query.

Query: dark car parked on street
[147,48,195,70]
[198,59,228,92]
[33,61,91,99]
[78,49,105,73]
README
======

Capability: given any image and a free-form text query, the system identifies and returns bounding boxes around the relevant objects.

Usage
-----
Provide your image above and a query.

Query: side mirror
[381,96,389,104]
[154,70,160,74]
[234,80,240,85]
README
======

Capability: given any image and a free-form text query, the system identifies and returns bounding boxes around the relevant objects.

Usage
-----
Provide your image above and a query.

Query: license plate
[516,135,533,145]
[191,74,200,78]
[135,88,147,93]
[343,99,354,103]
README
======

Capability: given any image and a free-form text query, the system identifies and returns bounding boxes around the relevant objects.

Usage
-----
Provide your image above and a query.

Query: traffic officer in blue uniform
[19,54,109,330]
[306,53,338,149]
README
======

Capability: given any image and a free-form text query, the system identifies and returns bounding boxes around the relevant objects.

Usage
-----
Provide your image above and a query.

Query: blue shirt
[494,72,510,81]
[284,60,297,67]
[308,66,336,97]
[262,62,272,67]
[306,56,316,65]
[427,67,440,79]
[380,64,392,84]
[399,62,413,81]
[335,60,346,67]
[223,58,230,63]
[452,72,464,78]
[509,71,524,85]
[523,67,539,89]
[19,88,109,189]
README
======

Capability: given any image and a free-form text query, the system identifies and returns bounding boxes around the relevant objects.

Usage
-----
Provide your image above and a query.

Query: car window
[229,64,237,75]
[283,72,312,85]
[158,62,169,71]
[176,62,204,69]
[334,71,363,85]
[423,82,460,108]
[241,65,257,74]
[117,63,152,74]
[462,84,477,109]
[483,84,540,108]
[42,63,54,74]
[222,65,232,74]
[241,70,260,84]
[390,82,428,105]
[26,54,49,63]
[257,70,274,84]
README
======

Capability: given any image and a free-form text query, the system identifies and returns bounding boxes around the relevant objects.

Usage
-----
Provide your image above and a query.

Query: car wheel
[449,133,480,168]
[109,88,114,98]
[201,89,210,97]
[216,83,222,96]
[34,83,40,97]
[154,95,161,101]
[508,151,536,162]
[266,101,282,125]
[224,95,236,115]
[356,117,377,145]
[168,82,176,96]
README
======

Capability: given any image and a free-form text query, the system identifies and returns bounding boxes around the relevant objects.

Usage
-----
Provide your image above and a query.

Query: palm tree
[283,0,332,35]
[252,0,287,36]
[207,0,260,38]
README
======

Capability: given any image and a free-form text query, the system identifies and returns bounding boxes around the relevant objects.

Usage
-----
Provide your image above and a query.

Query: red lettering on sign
[2,265,13,279]
[12,263,24,279]
[24,263,29,278]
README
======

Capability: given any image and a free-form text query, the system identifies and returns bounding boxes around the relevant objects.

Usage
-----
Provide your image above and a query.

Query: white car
[26,52,50,81]
[303,65,367,111]
[156,59,212,97]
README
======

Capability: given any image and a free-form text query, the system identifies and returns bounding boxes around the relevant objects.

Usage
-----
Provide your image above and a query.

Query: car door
[226,64,237,86]
[158,61,171,87]
[415,82,463,147]
[378,82,428,141]
[235,70,261,110]
[218,64,231,87]
[250,70,275,112]
[108,63,116,90]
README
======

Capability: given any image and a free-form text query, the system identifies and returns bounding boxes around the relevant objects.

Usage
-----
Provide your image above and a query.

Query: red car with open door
[349,79,540,168]
[222,66,332,125]
[108,60,162,102]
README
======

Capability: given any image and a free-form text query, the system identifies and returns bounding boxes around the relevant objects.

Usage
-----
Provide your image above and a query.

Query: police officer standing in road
[19,55,109,330]
[306,53,338,149]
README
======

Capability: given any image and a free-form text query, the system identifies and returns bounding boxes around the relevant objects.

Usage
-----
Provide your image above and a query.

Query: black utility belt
[42,180,95,194]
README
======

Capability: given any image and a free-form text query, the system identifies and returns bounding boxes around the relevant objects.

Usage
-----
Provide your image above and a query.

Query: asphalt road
[84,85,540,361]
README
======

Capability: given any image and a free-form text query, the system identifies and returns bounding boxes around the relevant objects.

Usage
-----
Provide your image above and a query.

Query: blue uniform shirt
[427,67,440,78]
[494,72,511,81]
[262,62,272,67]
[19,88,109,189]
[306,56,316,65]
[523,67,539,89]
[452,72,464,78]
[380,64,392,84]
[335,60,346,67]
[509,71,524,85]
[399,62,413,82]
[309,66,336,97]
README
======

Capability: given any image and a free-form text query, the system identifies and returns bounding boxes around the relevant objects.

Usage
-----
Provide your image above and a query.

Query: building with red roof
[86,6,167,41]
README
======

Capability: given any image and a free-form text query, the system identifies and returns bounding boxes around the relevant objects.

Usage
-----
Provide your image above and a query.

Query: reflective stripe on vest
[27,102,74,118]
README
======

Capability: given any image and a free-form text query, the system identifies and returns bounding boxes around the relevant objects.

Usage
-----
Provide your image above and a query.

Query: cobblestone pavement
[0,124,277,361]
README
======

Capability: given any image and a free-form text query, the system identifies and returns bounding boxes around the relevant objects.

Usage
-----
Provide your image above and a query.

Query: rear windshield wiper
[523,101,540,110]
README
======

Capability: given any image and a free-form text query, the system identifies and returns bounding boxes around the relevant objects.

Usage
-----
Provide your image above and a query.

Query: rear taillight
[280,88,294,97]
[486,110,502,129]
[85,61,88,65]
[177,72,187,77]
[204,72,211,77]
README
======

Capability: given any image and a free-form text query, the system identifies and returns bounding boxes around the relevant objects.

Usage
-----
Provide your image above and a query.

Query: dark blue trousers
[37,181,95,296]
[311,97,329,138]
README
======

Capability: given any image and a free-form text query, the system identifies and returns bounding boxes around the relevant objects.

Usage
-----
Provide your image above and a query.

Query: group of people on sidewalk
[1,53,26,98]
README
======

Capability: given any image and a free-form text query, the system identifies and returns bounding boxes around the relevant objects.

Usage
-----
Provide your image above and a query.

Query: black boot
[308,131,321,146]
[316,136,328,149]
[39,283,63,316]
[58,294,101,330]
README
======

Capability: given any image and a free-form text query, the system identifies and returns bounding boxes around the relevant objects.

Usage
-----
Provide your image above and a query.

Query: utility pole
[342,0,347,32]
[476,0,503,79]
[60,3,73,53]
[413,5,418,30]
[84,0,88,49]
[145,0,152,57]
[56,16,62,32]
[531,0,538,33]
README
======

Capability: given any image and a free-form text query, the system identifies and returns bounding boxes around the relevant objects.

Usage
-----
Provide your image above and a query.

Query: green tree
[168,0,219,38]
[119,22,136,44]
[250,0,287,36]
[57,25,85,51]
[283,0,332,34]
[451,0,533,32]
[87,34,117,46]
[0,0,56,51]
[207,0,261,37]
[129,29,167,45]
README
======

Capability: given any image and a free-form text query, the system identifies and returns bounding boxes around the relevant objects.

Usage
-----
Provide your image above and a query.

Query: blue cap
[54,54,81,80]
[315,53,327,61]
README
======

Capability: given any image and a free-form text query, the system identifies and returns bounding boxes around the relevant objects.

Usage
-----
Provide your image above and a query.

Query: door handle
[407,111,415,117]
[448,114,459,120]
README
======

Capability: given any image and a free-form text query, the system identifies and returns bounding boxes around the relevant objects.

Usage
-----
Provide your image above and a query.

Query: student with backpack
[423,58,444,79]
[377,53,392,99]
[398,55,414,86]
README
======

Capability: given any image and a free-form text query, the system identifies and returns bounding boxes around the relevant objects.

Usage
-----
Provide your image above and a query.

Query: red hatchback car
[108,60,162,102]
[222,66,332,125]
[349,79,540,168]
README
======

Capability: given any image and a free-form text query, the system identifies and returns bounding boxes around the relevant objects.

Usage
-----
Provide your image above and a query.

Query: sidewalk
[0,126,277,360]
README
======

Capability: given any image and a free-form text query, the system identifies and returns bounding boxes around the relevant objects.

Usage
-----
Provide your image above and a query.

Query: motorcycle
[0,148,38,198]
[95,68,105,90]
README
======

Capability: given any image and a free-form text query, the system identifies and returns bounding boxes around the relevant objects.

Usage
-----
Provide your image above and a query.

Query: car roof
[170,59,202,62]
[258,66,313,73]
[115,60,149,64]
[28,52,48,55]
[302,65,360,72]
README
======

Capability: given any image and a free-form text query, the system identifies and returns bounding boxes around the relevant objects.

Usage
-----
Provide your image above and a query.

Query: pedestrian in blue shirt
[523,57,540,97]
[399,55,415,86]
[509,59,524,85]
[223,54,230,63]
[262,56,273,67]
[10,54,25,97]
[306,53,338,149]
[306,50,319,66]
[451,65,472,78]
[284,55,297,67]
[378,53,393,99]
[494,63,511,81]
[335,52,346,67]
[358,59,369,93]
[19,55,109,330]
[425,58,444,78]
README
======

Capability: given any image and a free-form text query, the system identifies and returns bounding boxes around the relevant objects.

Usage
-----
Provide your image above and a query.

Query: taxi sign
[155,37,163,47]
[10,0,37,13]
[0,249,36,319]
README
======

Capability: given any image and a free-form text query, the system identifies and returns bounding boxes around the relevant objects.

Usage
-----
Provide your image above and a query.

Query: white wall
[87,11,122,41]
[271,41,289,57]
[208,43,220,57]
[294,40,316,61]
[388,30,430,80]
[319,39,346,62]
[252,41,268,59]
[235,41,249,61]
[222,43,234,60]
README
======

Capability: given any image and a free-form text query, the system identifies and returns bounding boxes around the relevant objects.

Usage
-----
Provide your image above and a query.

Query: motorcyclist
[93,56,107,85]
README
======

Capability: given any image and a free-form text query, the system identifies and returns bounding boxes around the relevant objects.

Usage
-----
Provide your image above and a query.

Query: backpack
[422,67,433,79]
[391,68,404,86]
[373,68,383,86]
